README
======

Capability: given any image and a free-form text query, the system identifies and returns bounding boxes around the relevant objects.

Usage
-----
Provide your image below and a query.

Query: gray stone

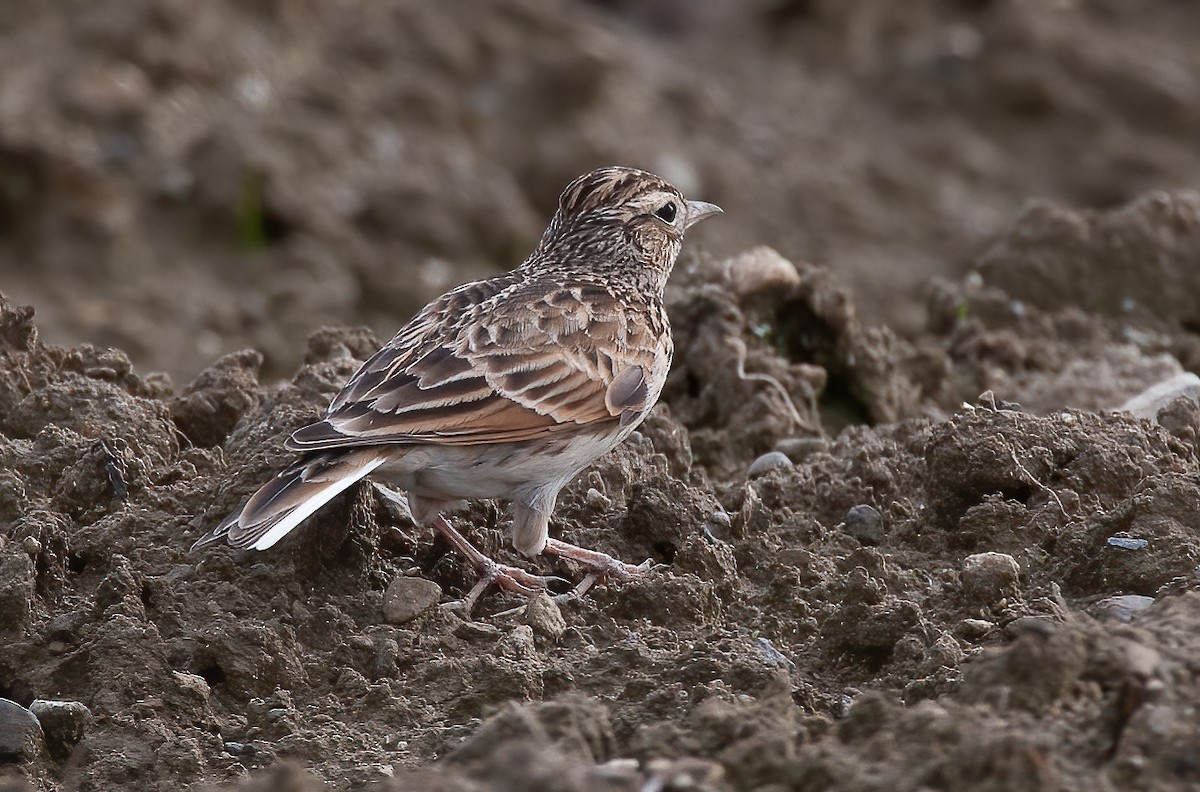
[1095,594,1156,622]
[755,636,796,670]
[842,504,884,545]
[382,575,442,624]
[957,618,997,640]
[523,592,566,641]
[29,699,91,758]
[747,451,791,479]
[1119,371,1200,421]
[0,698,42,760]
[453,619,501,643]
[961,552,1021,604]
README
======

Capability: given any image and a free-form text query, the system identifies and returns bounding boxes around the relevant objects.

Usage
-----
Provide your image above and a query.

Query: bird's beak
[684,200,723,229]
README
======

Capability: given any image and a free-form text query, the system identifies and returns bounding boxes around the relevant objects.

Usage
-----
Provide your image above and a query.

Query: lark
[192,166,722,610]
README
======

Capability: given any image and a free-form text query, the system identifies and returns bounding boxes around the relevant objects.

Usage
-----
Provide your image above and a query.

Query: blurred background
[2,0,1198,383]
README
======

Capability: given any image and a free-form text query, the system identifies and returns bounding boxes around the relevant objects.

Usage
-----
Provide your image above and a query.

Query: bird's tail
[192,449,388,552]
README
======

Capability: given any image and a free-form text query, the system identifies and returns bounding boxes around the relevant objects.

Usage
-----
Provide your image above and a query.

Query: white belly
[376,428,629,504]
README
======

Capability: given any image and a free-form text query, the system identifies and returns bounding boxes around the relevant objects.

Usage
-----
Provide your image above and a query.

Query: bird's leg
[542,537,651,584]
[431,513,569,613]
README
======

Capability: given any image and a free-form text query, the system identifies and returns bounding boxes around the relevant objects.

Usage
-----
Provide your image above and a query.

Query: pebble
[720,246,801,299]
[1118,372,1200,421]
[957,618,997,640]
[774,437,829,461]
[747,451,791,479]
[841,504,884,545]
[382,576,442,624]
[1107,536,1148,550]
[0,698,43,760]
[29,700,91,757]
[371,637,400,680]
[523,592,567,642]
[453,619,501,643]
[709,510,732,529]
[754,636,796,670]
[499,625,538,660]
[584,487,612,510]
[1095,594,1155,622]
[961,552,1020,604]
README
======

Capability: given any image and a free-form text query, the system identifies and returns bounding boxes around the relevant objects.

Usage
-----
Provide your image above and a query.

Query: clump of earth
[4,2,1200,791]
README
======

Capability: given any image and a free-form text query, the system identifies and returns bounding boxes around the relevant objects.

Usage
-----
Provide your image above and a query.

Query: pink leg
[432,514,568,613]
[542,537,651,584]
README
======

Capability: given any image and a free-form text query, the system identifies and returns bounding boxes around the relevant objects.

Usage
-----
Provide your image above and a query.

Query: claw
[432,513,574,614]
[429,514,651,615]
[543,537,651,584]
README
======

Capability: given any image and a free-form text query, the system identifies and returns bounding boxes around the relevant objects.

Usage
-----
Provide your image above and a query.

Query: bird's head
[528,166,722,292]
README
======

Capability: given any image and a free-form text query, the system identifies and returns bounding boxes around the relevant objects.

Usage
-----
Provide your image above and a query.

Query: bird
[192,166,722,611]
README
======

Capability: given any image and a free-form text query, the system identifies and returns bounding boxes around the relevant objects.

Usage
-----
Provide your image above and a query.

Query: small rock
[453,619,501,643]
[747,451,791,479]
[523,592,567,641]
[1095,594,1156,622]
[755,636,796,670]
[584,487,612,510]
[1107,536,1148,550]
[0,698,43,760]
[1003,615,1057,639]
[1155,393,1200,442]
[919,633,965,673]
[720,246,801,300]
[961,552,1020,604]
[498,625,537,660]
[841,504,884,545]
[382,576,442,624]
[957,618,997,640]
[1119,372,1200,421]
[45,610,89,644]
[774,437,829,461]
[372,636,400,680]
[29,700,91,758]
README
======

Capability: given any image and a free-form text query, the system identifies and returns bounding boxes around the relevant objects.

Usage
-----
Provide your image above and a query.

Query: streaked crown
[558,167,682,218]
[526,167,721,289]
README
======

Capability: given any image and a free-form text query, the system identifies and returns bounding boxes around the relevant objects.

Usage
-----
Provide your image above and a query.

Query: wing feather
[285,276,664,453]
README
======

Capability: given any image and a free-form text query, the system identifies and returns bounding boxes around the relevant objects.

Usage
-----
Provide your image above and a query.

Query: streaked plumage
[192,166,721,607]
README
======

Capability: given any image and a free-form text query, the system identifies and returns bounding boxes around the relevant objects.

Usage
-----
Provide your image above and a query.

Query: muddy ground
[4,1,1200,791]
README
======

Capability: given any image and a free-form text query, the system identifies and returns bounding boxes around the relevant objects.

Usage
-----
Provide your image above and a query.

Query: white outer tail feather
[250,457,386,550]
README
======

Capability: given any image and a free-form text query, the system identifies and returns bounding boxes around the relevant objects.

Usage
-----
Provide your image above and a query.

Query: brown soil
[3,2,1200,791]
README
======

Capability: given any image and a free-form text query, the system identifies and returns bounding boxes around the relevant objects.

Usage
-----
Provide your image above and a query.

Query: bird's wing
[286,279,661,451]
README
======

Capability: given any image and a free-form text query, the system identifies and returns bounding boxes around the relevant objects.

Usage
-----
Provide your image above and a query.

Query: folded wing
[287,279,659,452]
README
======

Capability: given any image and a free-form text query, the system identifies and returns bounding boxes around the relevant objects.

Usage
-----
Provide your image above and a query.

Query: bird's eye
[654,202,677,223]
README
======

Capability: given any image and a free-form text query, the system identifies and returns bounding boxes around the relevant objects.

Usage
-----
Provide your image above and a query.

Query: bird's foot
[543,537,652,584]
[433,513,569,615]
